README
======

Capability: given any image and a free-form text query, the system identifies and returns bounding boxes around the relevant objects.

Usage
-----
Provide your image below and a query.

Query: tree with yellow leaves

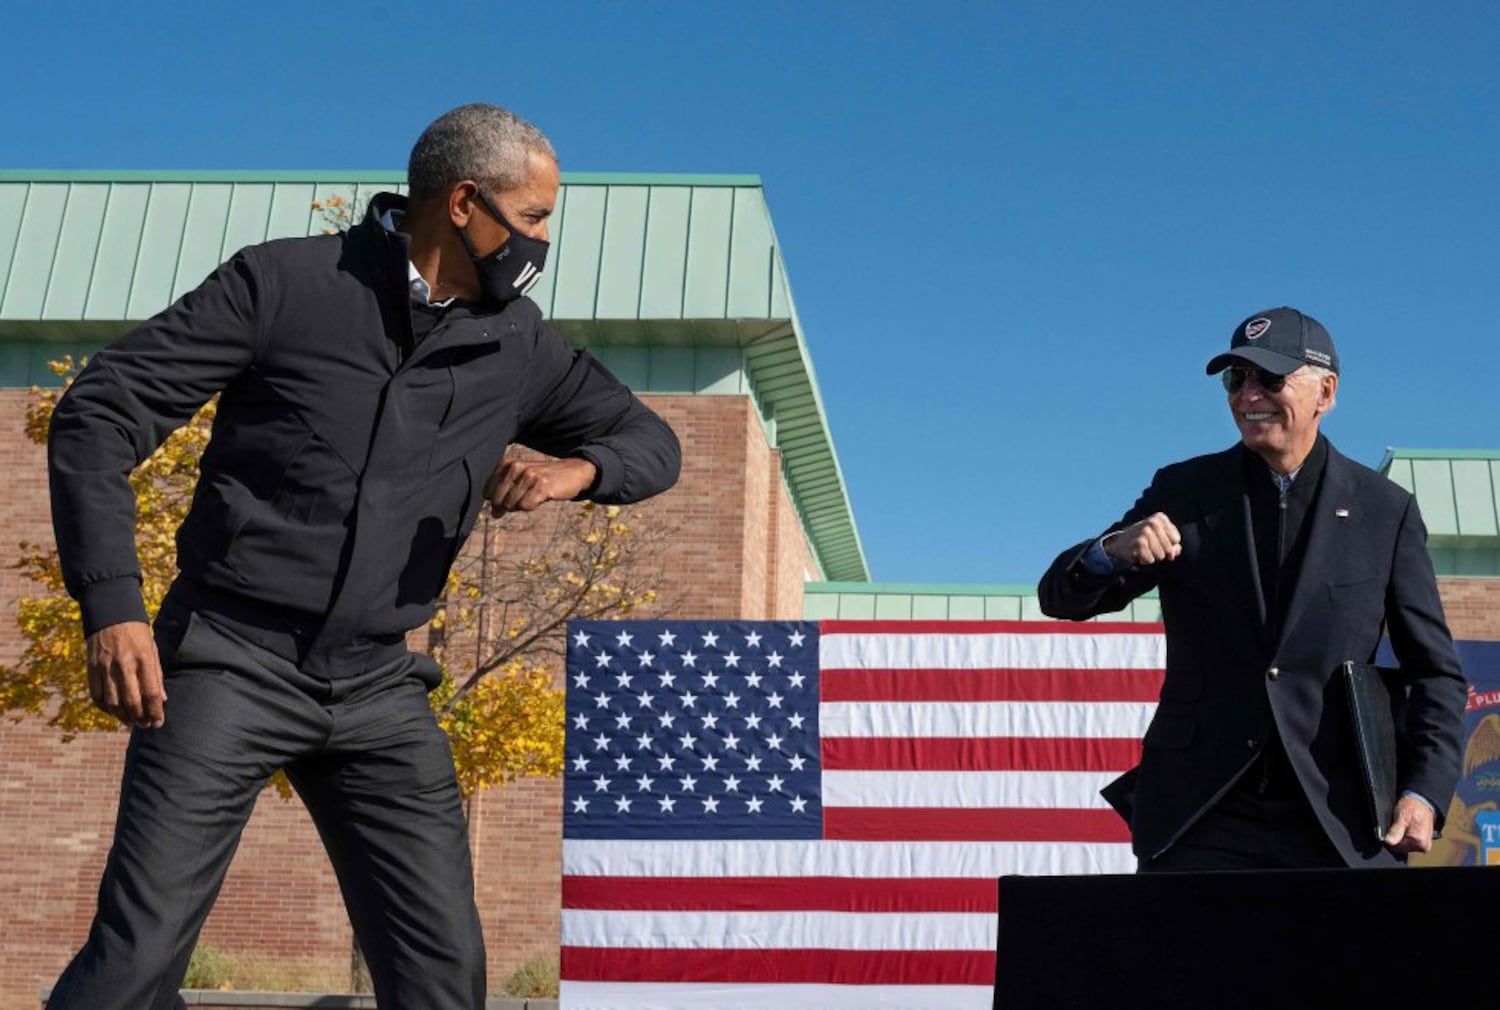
[0,358,212,739]
[0,360,670,797]
[430,497,672,795]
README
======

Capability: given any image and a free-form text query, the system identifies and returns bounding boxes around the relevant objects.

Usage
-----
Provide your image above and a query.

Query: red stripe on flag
[823,806,1130,843]
[821,619,1163,635]
[562,875,998,913]
[561,946,996,985]
[822,735,1143,772]
[822,666,1163,702]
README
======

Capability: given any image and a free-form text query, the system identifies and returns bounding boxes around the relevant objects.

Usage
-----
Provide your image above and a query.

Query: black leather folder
[1341,660,1400,839]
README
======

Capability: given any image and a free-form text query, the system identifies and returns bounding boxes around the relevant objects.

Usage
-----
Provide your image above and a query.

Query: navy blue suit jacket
[1038,439,1467,866]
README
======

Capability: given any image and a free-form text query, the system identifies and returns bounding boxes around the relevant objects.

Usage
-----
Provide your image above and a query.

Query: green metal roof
[0,170,867,581]
[803,581,1162,623]
[1380,449,1500,576]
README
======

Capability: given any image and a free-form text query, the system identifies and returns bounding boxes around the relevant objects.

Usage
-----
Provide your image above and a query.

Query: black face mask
[456,189,549,304]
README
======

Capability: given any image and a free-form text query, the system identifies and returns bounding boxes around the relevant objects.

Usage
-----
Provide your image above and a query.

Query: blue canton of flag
[564,620,820,840]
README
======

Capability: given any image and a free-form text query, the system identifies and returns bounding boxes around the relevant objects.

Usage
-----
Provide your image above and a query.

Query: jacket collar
[354,192,415,292]
[352,193,509,360]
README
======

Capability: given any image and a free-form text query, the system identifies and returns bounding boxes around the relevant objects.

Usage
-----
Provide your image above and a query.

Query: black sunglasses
[1221,366,1288,394]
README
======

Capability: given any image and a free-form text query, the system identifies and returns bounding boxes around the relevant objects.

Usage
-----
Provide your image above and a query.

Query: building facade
[2,171,1498,1006]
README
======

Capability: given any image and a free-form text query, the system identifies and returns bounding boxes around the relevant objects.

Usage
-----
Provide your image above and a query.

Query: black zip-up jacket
[48,194,680,677]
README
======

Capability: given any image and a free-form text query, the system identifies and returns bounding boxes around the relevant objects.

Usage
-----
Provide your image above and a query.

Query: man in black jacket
[1038,307,1464,871]
[46,104,680,1009]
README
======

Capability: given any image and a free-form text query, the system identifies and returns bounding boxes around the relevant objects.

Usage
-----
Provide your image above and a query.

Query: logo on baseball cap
[1205,306,1339,377]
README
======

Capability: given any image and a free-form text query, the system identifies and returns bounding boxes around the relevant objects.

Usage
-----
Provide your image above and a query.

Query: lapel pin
[1335,508,1350,518]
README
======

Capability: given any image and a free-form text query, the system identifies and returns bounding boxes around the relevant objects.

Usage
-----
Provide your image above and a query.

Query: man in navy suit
[1038,307,1466,870]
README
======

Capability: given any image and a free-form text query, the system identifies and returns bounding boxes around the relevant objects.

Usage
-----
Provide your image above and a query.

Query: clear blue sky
[12,1,1498,586]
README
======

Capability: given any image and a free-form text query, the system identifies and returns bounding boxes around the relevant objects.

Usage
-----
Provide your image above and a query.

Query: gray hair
[1298,363,1338,412]
[407,103,557,200]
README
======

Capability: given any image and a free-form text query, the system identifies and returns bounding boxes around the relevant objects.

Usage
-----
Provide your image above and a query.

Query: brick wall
[1438,579,1500,642]
[0,389,815,1008]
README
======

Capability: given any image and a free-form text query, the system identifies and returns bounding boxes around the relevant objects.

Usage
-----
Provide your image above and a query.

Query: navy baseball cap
[1205,307,1340,376]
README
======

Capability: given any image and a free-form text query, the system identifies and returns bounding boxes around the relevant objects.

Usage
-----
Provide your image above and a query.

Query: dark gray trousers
[47,612,486,1010]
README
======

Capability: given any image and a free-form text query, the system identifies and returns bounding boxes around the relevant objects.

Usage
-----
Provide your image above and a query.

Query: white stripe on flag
[560,981,994,1010]
[562,839,1138,878]
[820,699,1156,738]
[819,630,1164,670]
[822,769,1115,809]
[562,909,996,951]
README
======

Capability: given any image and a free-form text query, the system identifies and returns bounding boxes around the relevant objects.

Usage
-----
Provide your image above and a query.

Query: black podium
[994,866,1498,1008]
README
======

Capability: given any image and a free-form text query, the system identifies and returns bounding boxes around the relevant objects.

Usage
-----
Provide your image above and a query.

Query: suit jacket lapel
[1277,440,1357,652]
[1197,446,1268,645]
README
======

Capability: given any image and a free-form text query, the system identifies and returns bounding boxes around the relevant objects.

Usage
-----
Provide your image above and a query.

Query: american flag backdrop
[560,619,1166,1010]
